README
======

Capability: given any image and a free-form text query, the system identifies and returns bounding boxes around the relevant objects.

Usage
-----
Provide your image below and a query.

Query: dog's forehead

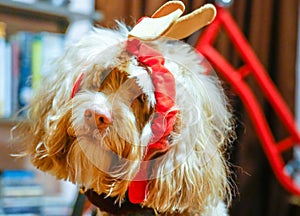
[120,57,156,107]
[80,36,210,107]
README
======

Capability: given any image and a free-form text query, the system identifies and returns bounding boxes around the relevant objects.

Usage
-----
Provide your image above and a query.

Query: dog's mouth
[69,92,146,178]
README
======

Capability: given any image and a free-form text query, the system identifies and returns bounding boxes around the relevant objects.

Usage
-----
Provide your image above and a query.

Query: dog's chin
[66,118,146,199]
[67,137,139,199]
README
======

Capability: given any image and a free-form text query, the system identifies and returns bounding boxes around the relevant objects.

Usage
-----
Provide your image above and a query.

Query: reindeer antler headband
[128,1,216,40]
[71,0,216,204]
[127,1,216,204]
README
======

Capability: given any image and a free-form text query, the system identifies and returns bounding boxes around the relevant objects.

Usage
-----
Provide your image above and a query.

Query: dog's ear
[33,107,72,179]
[143,74,234,213]
[16,66,77,179]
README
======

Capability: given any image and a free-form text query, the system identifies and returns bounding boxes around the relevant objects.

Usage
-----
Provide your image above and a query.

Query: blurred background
[0,0,299,215]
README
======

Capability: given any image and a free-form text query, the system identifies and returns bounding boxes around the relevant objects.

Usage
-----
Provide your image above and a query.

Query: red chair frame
[195,6,300,195]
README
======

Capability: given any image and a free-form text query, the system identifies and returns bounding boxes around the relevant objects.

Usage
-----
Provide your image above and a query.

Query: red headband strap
[70,72,84,98]
[127,38,178,204]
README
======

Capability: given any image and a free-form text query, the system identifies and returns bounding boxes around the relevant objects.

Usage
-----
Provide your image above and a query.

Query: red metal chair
[195,3,300,196]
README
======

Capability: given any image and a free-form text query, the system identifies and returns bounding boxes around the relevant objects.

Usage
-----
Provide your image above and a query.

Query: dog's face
[17,26,235,214]
[66,64,155,198]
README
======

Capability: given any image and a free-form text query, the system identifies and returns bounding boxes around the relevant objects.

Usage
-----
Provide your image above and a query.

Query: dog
[16,2,236,215]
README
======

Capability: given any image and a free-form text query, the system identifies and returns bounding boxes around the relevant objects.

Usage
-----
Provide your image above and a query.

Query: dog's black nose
[84,109,112,130]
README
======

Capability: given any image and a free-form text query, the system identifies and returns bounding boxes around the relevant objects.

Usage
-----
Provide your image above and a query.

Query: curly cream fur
[16,24,235,215]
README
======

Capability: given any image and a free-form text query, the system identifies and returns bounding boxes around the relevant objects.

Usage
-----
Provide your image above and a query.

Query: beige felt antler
[151,0,185,18]
[128,1,185,40]
[128,1,216,41]
[164,3,216,39]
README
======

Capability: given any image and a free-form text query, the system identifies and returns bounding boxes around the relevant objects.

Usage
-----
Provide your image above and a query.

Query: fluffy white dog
[17,2,236,215]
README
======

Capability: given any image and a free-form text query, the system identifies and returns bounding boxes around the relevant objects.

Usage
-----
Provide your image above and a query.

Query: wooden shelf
[0,118,19,126]
[0,0,102,34]
[0,118,27,170]
[0,0,95,22]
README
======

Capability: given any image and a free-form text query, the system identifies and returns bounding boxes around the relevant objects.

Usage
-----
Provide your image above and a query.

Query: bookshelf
[0,0,101,131]
[0,1,101,214]
[0,0,101,149]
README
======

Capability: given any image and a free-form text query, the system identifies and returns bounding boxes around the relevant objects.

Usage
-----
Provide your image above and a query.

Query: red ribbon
[70,72,84,98]
[127,39,178,204]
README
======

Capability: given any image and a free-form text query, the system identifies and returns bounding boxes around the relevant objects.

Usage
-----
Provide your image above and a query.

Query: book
[31,34,43,91]
[10,38,21,115]
[4,42,13,118]
[69,0,94,15]
[16,32,35,110]
[1,185,43,197]
[0,22,6,118]
[40,31,65,76]
[32,32,65,91]
[1,170,43,215]
[0,23,13,118]
[2,197,42,214]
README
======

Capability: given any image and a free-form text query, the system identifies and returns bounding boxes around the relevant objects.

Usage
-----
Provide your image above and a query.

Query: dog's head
[17,2,236,214]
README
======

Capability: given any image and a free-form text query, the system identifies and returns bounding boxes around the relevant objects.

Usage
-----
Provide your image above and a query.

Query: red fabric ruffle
[127,39,178,204]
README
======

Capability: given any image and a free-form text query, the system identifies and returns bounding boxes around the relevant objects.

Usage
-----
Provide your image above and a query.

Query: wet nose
[84,109,112,130]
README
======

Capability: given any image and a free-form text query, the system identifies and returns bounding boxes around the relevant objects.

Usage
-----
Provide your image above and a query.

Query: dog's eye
[139,94,146,103]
